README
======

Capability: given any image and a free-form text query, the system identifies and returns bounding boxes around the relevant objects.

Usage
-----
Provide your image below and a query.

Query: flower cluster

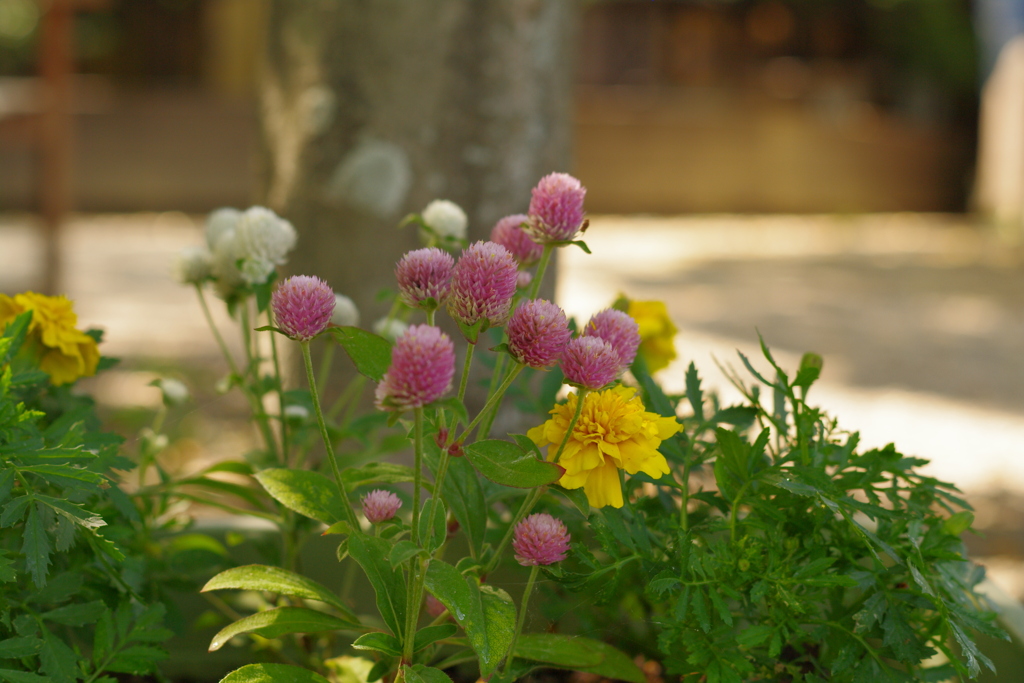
[0,292,99,385]
[528,386,681,508]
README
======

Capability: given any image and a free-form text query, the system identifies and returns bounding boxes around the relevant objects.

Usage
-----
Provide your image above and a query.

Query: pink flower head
[271,275,335,341]
[375,325,455,411]
[491,214,544,266]
[560,336,621,390]
[513,513,570,566]
[506,299,571,369]
[526,173,587,243]
[362,489,402,524]
[425,594,448,619]
[395,247,454,311]
[446,241,519,336]
[582,309,641,370]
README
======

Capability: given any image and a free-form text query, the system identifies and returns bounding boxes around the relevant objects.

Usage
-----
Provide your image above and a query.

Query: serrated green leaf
[209,607,360,652]
[463,439,562,488]
[330,327,393,382]
[735,625,773,648]
[0,636,41,658]
[23,503,50,586]
[255,468,349,525]
[104,645,168,674]
[0,470,13,505]
[35,494,105,529]
[42,600,105,626]
[424,559,516,676]
[0,670,48,683]
[219,663,331,683]
[0,496,30,527]
[352,632,403,657]
[40,631,79,683]
[347,534,407,638]
[202,565,357,622]
[685,362,704,422]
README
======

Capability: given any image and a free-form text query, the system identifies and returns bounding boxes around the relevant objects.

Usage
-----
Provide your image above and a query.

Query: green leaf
[208,607,360,652]
[942,510,974,536]
[20,464,105,486]
[735,625,773,648]
[514,634,644,683]
[219,663,331,683]
[0,470,13,505]
[0,671,48,683]
[389,541,426,570]
[342,463,417,491]
[35,494,106,529]
[42,600,106,626]
[419,499,447,553]
[352,632,403,657]
[404,665,452,683]
[794,352,823,390]
[23,503,50,586]
[255,468,349,525]
[330,327,393,382]
[413,623,458,652]
[463,439,562,488]
[423,559,516,676]
[0,311,32,366]
[0,496,31,527]
[104,645,168,674]
[253,276,276,314]
[0,637,42,658]
[428,397,469,427]
[347,534,407,637]
[40,631,79,683]
[685,361,704,422]
[437,457,486,557]
[202,565,358,622]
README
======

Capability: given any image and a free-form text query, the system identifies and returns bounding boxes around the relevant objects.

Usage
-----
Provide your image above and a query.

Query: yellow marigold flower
[0,292,99,386]
[527,386,681,508]
[628,300,678,373]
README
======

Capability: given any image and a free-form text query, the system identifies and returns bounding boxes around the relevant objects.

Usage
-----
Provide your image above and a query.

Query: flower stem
[477,353,510,439]
[528,244,554,301]
[503,564,539,675]
[412,408,424,545]
[552,389,588,464]
[269,319,289,466]
[456,343,475,404]
[454,363,524,445]
[300,341,358,530]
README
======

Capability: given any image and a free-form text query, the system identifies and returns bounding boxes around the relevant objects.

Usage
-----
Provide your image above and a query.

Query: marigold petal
[582,461,623,509]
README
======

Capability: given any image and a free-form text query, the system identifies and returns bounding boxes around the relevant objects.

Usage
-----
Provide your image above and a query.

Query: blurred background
[3,0,1024,677]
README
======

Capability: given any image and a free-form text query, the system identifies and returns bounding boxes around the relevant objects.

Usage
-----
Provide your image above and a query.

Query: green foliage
[0,313,170,679]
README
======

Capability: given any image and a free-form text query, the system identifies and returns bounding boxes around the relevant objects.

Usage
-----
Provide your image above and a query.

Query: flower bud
[173,246,213,285]
[583,308,640,370]
[331,294,360,327]
[525,173,586,243]
[375,325,455,411]
[513,513,570,566]
[421,199,468,242]
[560,337,621,390]
[506,299,571,369]
[490,214,544,266]
[361,489,402,524]
[446,241,518,335]
[373,317,409,342]
[395,247,454,311]
[272,275,336,341]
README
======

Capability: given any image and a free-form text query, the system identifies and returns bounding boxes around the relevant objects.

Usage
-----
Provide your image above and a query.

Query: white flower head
[332,293,360,327]
[421,200,467,240]
[210,230,244,298]
[206,208,242,250]
[155,378,190,407]
[173,245,213,285]
[373,317,409,342]
[284,404,310,422]
[234,206,298,284]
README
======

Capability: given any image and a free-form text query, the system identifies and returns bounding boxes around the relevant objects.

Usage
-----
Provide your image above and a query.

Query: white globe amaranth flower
[373,317,409,342]
[156,378,190,407]
[332,293,360,327]
[206,207,242,250]
[173,245,213,285]
[234,206,298,285]
[421,199,467,240]
[210,230,244,298]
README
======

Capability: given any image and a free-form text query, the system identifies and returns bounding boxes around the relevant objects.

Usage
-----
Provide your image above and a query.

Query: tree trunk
[259,0,576,323]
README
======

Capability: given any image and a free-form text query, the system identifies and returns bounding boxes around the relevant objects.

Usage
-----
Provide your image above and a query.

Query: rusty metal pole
[38,0,74,296]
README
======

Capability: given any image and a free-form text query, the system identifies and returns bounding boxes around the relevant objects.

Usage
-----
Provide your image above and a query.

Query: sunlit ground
[3,212,1024,615]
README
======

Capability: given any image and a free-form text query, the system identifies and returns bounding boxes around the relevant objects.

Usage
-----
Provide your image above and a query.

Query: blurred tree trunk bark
[258,0,575,325]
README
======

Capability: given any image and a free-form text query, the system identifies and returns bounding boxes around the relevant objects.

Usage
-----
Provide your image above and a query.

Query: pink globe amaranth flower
[513,513,570,566]
[517,271,533,290]
[582,308,641,370]
[560,336,621,390]
[506,299,571,369]
[375,325,455,411]
[526,173,587,243]
[395,247,454,310]
[491,214,544,266]
[425,594,448,619]
[271,275,335,341]
[362,489,402,523]
[446,241,519,333]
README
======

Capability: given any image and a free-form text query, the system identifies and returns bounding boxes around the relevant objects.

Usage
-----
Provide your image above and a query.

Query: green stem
[318,340,336,398]
[552,389,588,464]
[679,461,691,533]
[426,309,435,326]
[453,364,524,445]
[503,564,540,675]
[412,408,424,545]
[528,244,554,301]
[403,556,427,663]
[300,341,359,530]
[195,285,240,377]
[456,344,475,404]
[477,353,510,439]
[269,320,289,466]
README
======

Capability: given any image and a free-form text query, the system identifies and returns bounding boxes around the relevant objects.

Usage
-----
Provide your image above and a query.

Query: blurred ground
[3,210,1024,600]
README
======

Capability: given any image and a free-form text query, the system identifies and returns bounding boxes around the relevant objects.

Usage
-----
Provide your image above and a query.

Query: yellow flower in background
[528,386,681,508]
[0,292,99,386]
[628,300,678,373]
